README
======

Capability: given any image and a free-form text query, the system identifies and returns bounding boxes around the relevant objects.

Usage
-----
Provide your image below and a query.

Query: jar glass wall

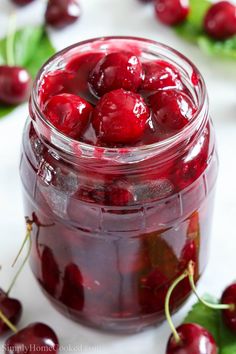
[20,37,218,333]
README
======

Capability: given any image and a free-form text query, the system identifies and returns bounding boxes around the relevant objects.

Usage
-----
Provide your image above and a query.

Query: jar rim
[31,36,209,162]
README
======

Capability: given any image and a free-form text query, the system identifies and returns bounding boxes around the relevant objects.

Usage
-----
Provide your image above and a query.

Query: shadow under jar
[20,37,218,334]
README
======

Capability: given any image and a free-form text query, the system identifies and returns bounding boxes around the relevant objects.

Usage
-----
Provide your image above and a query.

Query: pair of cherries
[12,0,81,29]
[165,261,236,354]
[141,0,236,41]
[0,220,59,354]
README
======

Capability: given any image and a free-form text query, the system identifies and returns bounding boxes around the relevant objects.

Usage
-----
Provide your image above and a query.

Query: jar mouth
[31,36,208,162]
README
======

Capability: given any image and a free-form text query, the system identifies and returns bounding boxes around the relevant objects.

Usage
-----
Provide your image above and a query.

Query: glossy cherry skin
[45,0,81,29]
[88,52,143,97]
[92,89,150,145]
[0,66,31,105]
[149,89,196,131]
[204,1,236,40]
[39,70,79,107]
[5,323,59,354]
[11,0,35,5]
[43,93,93,139]
[141,60,181,93]
[0,289,22,335]
[154,0,189,26]
[221,283,236,332]
[166,323,217,354]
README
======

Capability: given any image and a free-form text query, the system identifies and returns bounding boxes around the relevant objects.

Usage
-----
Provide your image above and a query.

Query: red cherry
[179,240,197,271]
[60,263,84,311]
[88,52,143,97]
[107,180,134,206]
[166,323,217,354]
[11,0,35,5]
[92,89,150,145]
[141,60,181,93]
[221,283,236,332]
[149,89,196,131]
[39,70,79,107]
[5,323,59,354]
[204,1,236,40]
[154,0,189,26]
[0,66,31,105]
[0,289,22,335]
[139,267,169,313]
[41,247,60,296]
[43,93,93,139]
[45,0,81,29]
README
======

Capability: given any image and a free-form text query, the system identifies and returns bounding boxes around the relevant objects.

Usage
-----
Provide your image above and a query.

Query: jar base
[38,283,191,334]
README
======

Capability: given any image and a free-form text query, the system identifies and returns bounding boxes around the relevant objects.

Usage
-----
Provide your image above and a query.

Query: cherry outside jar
[20,37,218,334]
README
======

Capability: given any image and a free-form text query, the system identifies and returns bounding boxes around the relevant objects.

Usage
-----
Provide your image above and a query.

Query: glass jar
[20,37,218,334]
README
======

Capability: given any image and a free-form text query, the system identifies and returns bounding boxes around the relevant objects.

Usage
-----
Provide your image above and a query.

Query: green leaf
[198,36,236,60]
[188,0,211,29]
[183,294,220,345]
[175,21,203,42]
[26,30,55,78]
[175,0,236,60]
[14,26,44,67]
[219,316,236,354]
[0,105,15,119]
[0,27,55,119]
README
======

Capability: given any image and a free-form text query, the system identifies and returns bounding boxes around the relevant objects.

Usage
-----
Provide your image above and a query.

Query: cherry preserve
[20,37,218,333]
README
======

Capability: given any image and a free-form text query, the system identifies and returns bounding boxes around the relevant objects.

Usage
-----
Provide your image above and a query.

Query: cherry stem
[6,13,16,67]
[165,270,189,344]
[187,261,234,311]
[6,222,33,296]
[0,310,17,334]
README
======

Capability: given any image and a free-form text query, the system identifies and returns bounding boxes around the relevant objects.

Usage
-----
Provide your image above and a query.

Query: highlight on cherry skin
[88,51,143,97]
[44,93,93,139]
[45,0,81,29]
[0,66,31,105]
[91,89,150,145]
[204,1,236,40]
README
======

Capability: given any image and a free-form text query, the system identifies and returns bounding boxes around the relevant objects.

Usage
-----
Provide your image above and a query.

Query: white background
[0,0,236,353]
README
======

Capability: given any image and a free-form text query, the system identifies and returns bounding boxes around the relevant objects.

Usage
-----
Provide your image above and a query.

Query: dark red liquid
[20,39,218,333]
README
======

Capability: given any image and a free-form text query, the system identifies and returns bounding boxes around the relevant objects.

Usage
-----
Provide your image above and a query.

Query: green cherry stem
[6,13,17,67]
[165,270,189,344]
[187,261,234,311]
[0,310,17,333]
[6,222,33,296]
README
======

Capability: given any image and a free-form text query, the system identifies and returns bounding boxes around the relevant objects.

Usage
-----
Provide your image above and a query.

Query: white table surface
[0,0,236,353]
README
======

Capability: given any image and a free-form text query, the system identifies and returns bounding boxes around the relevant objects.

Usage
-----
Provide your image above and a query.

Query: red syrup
[20,37,218,333]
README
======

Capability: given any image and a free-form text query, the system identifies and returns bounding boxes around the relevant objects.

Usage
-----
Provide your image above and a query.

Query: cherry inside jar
[20,37,218,333]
